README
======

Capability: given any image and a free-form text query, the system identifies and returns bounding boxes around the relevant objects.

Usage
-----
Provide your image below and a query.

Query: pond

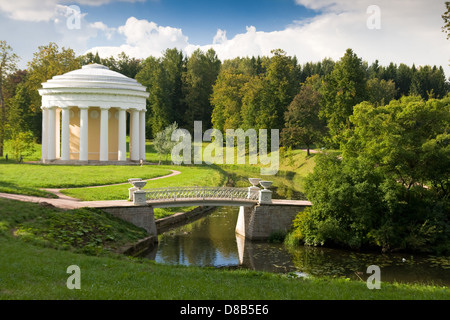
[140,206,450,286]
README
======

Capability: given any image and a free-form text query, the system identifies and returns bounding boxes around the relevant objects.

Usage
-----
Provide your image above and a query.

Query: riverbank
[1,198,448,300]
[1,233,448,300]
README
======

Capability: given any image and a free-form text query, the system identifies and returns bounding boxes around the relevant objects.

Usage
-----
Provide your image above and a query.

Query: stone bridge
[100,179,311,244]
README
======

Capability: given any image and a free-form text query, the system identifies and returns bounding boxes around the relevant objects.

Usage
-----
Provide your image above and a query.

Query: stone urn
[128,178,143,201]
[128,178,142,184]
[132,180,147,190]
[259,181,273,190]
[248,178,261,187]
[248,178,261,199]
[131,180,147,205]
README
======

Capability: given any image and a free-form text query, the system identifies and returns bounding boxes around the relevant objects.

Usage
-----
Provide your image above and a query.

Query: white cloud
[87,17,190,58]
[90,21,116,40]
[190,0,450,76]
[82,0,449,78]
[0,0,144,22]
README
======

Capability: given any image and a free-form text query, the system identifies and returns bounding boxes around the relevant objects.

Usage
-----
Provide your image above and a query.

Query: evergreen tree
[183,48,220,133]
[320,48,367,147]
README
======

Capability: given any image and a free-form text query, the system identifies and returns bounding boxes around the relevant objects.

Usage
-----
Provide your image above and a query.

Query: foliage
[282,75,326,154]
[442,1,450,39]
[296,95,450,254]
[320,48,367,147]
[366,78,397,106]
[19,43,80,142]
[211,71,250,131]
[4,130,35,161]
[136,49,185,137]
[0,40,19,157]
[183,48,221,132]
[153,122,179,164]
[0,198,147,255]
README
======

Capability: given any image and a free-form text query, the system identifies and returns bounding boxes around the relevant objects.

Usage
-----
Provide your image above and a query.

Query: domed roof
[38,63,149,110]
[40,63,148,94]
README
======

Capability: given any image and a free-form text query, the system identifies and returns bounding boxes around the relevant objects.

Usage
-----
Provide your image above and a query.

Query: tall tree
[410,65,448,99]
[0,41,19,157]
[282,75,326,155]
[183,48,220,133]
[23,43,80,141]
[161,48,186,127]
[395,63,413,98]
[211,71,250,131]
[320,48,367,147]
[262,49,301,130]
[136,56,171,137]
[136,48,186,137]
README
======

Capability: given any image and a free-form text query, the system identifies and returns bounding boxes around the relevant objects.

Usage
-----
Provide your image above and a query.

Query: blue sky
[82,0,318,45]
[0,0,449,77]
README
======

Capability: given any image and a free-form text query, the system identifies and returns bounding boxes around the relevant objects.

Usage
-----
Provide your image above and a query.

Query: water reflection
[140,206,450,286]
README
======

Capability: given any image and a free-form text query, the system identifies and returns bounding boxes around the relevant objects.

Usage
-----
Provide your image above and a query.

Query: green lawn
[0,198,448,300]
[2,237,448,300]
[0,163,172,198]
[60,165,226,201]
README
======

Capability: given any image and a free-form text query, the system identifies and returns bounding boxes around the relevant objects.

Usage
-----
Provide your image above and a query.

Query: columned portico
[39,64,149,163]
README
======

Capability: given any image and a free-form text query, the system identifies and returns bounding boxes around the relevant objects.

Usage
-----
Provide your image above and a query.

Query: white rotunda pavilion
[39,64,149,163]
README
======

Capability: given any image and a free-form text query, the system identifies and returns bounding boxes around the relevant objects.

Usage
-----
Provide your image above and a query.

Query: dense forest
[1,42,448,155]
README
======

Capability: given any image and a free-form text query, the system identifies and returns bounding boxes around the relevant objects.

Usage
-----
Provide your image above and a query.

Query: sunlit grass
[60,165,226,201]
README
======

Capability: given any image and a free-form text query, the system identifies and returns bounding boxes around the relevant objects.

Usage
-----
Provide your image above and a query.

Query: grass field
[1,198,448,300]
[0,163,172,198]
[60,165,226,201]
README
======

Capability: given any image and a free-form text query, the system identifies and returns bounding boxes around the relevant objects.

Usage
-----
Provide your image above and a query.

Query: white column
[47,107,56,161]
[55,109,60,159]
[41,107,48,161]
[130,109,140,161]
[61,108,70,161]
[139,110,146,161]
[118,108,127,161]
[99,107,109,161]
[79,106,89,161]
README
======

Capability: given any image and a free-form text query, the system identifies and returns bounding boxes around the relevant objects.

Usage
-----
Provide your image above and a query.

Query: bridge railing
[142,186,259,202]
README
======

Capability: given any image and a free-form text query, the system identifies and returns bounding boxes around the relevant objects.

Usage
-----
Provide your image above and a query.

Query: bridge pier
[101,205,158,241]
[235,202,309,240]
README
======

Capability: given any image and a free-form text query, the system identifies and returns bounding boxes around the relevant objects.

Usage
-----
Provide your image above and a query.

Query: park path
[0,169,181,210]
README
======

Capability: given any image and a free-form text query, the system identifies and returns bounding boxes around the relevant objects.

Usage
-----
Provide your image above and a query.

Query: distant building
[39,64,149,163]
